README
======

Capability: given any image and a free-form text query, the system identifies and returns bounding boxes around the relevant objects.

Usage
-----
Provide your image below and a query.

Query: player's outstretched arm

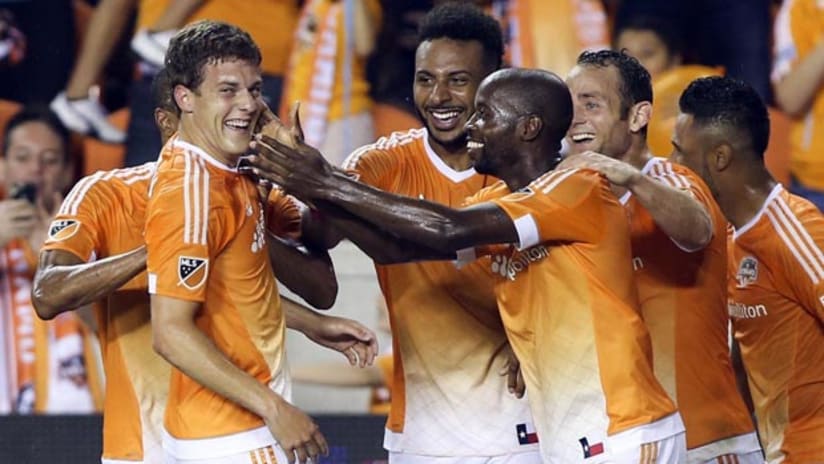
[268,233,338,309]
[151,295,329,463]
[32,246,147,320]
[245,136,518,253]
[282,296,378,368]
[562,151,713,251]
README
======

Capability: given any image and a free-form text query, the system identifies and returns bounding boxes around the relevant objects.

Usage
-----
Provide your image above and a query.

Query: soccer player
[248,67,686,463]
[674,75,824,464]
[561,50,762,462]
[277,4,540,462]
[33,67,376,464]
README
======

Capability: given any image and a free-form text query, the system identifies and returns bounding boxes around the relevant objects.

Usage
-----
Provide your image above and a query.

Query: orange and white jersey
[728,184,824,463]
[42,162,167,464]
[146,139,289,460]
[622,158,760,459]
[343,128,538,456]
[462,168,683,463]
[772,0,824,190]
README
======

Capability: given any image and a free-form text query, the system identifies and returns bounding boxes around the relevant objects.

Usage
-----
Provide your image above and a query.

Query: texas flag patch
[48,219,80,241]
[178,256,208,290]
[516,423,539,445]
[579,437,605,459]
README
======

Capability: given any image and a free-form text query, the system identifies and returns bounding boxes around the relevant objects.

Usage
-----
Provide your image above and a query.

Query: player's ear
[174,84,195,113]
[713,142,733,172]
[519,115,543,142]
[628,101,652,134]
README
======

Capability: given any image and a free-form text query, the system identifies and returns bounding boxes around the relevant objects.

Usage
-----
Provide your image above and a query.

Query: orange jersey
[41,162,166,463]
[136,0,298,76]
[772,0,824,189]
[342,128,537,456]
[464,168,681,463]
[728,184,824,463]
[623,158,758,456]
[145,139,289,459]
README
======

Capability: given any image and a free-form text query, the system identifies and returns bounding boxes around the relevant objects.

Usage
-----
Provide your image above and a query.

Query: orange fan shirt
[343,128,538,456]
[42,162,166,463]
[622,157,758,457]
[728,184,824,463]
[145,139,289,460]
[464,168,682,463]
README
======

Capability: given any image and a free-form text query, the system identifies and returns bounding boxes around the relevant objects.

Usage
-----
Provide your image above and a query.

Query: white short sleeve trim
[513,214,540,250]
[148,273,157,294]
[453,247,477,268]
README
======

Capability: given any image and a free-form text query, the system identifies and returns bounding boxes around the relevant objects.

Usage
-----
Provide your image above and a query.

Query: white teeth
[467,140,484,149]
[431,110,460,121]
[226,120,250,129]
[571,133,595,142]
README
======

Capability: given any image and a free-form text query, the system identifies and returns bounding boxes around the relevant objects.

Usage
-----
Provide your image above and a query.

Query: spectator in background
[0,106,102,415]
[124,0,300,167]
[772,0,824,211]
[281,0,381,166]
[614,15,721,156]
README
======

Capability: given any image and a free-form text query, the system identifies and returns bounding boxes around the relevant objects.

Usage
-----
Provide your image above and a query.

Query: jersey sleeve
[780,214,824,323]
[145,171,229,303]
[491,169,611,250]
[650,162,719,251]
[265,188,303,240]
[41,176,108,262]
[341,145,399,190]
[453,184,510,265]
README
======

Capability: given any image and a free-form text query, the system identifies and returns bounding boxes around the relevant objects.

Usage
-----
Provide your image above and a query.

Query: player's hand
[264,396,328,464]
[559,151,642,187]
[305,314,378,368]
[499,344,525,398]
[244,102,335,200]
[0,199,38,247]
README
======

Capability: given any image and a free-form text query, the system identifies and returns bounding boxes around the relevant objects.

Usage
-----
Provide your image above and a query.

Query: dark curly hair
[577,49,653,120]
[151,67,177,115]
[164,20,261,93]
[679,76,770,159]
[418,2,504,71]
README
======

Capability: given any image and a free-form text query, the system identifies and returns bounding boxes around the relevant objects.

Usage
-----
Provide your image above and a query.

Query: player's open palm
[265,398,329,464]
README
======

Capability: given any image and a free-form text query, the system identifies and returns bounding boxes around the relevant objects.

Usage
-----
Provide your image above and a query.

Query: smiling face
[565,64,633,158]
[176,58,263,163]
[465,79,518,176]
[414,38,490,153]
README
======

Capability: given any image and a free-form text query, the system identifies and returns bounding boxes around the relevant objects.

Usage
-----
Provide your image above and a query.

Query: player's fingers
[283,446,296,464]
[343,346,357,366]
[290,102,305,143]
[294,443,308,463]
[304,440,320,463]
[515,370,526,398]
[313,429,329,456]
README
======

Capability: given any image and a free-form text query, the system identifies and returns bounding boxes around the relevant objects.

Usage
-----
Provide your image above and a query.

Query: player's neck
[616,140,652,171]
[178,122,238,167]
[428,136,474,171]
[501,149,561,192]
[722,169,778,230]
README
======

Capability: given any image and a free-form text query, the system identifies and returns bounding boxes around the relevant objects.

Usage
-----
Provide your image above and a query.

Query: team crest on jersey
[48,219,80,241]
[178,256,208,290]
[736,256,758,288]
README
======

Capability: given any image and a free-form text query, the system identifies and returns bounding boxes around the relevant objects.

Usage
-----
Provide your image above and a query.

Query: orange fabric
[281,0,381,123]
[772,0,824,189]
[42,162,163,461]
[368,354,393,415]
[765,107,792,186]
[342,129,534,456]
[136,0,298,76]
[265,188,302,240]
[371,103,419,139]
[728,185,824,463]
[649,65,723,157]
[473,169,676,442]
[145,139,287,443]
[625,158,754,449]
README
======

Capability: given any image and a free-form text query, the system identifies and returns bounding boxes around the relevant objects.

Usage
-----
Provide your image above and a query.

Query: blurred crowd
[0,0,819,416]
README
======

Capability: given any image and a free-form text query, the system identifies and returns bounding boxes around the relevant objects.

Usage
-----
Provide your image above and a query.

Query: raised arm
[561,152,713,251]
[245,136,518,254]
[32,246,147,320]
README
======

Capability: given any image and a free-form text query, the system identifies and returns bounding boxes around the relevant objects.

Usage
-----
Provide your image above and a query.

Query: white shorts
[389,450,543,464]
[693,451,764,464]
[603,431,687,463]
[163,444,288,464]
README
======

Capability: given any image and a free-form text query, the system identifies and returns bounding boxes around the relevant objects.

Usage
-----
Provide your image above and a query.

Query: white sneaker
[131,29,176,68]
[50,91,127,144]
